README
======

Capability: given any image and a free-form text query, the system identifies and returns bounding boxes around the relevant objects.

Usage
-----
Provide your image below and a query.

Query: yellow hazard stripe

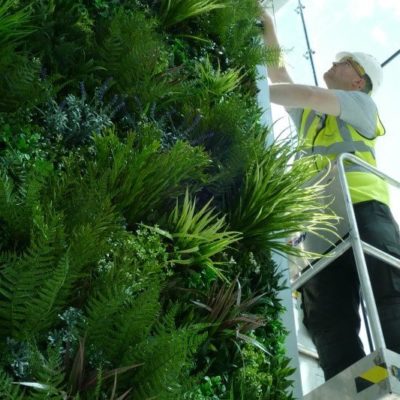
[359,365,389,384]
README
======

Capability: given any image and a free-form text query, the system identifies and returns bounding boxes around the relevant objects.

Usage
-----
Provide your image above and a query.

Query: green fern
[206,0,266,71]
[98,9,171,108]
[26,343,66,399]
[128,322,206,399]
[85,283,162,366]
[25,254,72,334]
[0,209,69,337]
[25,0,96,88]
[0,160,53,252]
[0,50,44,112]
[0,369,25,400]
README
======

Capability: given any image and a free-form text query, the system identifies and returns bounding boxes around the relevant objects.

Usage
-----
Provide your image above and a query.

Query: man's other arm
[269,83,341,116]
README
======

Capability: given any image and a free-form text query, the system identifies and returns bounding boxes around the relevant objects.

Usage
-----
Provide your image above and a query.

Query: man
[261,9,400,381]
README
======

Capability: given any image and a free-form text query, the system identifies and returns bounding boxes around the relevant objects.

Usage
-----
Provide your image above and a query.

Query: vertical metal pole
[337,154,386,350]
[296,0,319,86]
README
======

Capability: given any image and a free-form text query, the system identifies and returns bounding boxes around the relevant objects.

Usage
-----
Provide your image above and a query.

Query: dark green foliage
[86,131,210,225]
[24,0,96,88]
[41,82,117,149]
[0,51,46,112]
[0,0,332,397]
[97,9,171,111]
[183,375,229,399]
[0,1,32,47]
[0,368,25,399]
[0,115,47,177]
[208,0,266,71]
[129,321,206,399]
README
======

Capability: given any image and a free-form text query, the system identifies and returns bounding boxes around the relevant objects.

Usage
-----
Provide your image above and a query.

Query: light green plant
[196,56,244,99]
[228,138,339,256]
[159,0,226,28]
[154,189,241,280]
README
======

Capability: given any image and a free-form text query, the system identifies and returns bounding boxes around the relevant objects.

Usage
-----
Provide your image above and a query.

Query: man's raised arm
[260,8,293,84]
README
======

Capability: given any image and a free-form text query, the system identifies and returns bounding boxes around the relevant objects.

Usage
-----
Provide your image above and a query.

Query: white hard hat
[336,51,383,95]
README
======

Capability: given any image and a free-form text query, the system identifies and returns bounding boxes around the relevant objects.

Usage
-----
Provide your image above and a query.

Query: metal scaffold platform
[304,348,400,399]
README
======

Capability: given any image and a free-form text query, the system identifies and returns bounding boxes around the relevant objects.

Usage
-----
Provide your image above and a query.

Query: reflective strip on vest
[298,108,389,205]
[302,141,375,157]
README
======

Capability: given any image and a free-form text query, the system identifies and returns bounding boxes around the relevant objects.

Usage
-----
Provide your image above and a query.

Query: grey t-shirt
[287,90,378,139]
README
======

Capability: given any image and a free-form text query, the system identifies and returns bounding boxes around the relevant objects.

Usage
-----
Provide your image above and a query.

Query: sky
[268,0,400,218]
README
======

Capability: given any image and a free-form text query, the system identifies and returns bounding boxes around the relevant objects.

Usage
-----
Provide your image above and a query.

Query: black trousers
[301,200,400,380]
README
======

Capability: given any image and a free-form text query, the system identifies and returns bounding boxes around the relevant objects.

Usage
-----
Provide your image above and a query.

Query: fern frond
[129,324,207,399]
[0,368,25,400]
[27,343,66,399]
[85,280,162,365]
[24,253,72,334]
[0,210,68,337]
[0,50,43,111]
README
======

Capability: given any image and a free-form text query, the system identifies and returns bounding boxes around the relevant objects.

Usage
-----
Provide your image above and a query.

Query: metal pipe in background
[381,49,400,68]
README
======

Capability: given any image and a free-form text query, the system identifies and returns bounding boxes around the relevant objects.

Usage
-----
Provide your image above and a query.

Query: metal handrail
[291,153,400,352]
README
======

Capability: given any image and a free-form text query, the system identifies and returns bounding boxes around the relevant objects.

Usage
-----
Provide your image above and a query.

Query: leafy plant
[232,342,295,400]
[159,0,226,28]
[0,0,33,48]
[0,368,25,399]
[183,375,229,399]
[24,0,96,89]
[87,131,210,225]
[155,189,241,280]
[40,80,126,149]
[97,9,172,110]
[193,277,268,349]
[195,56,244,99]
[227,138,339,255]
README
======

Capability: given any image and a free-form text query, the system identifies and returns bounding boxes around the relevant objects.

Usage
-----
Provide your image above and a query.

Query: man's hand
[259,6,274,27]
[269,84,341,116]
[259,5,293,84]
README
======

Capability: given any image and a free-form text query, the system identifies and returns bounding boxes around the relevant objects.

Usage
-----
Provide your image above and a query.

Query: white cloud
[378,0,400,17]
[371,26,388,46]
[347,0,376,19]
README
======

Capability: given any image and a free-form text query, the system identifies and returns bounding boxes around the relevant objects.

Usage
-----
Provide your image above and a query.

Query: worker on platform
[260,8,400,381]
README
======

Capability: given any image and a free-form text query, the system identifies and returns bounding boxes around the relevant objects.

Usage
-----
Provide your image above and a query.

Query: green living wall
[0,0,331,398]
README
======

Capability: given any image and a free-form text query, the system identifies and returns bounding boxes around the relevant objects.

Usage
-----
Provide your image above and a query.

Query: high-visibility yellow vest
[299,109,389,205]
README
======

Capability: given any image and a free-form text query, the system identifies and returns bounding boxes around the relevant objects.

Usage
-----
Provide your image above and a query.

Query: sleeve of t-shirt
[333,90,378,139]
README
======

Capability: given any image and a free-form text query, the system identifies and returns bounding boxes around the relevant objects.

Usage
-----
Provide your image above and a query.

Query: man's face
[323,58,365,91]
